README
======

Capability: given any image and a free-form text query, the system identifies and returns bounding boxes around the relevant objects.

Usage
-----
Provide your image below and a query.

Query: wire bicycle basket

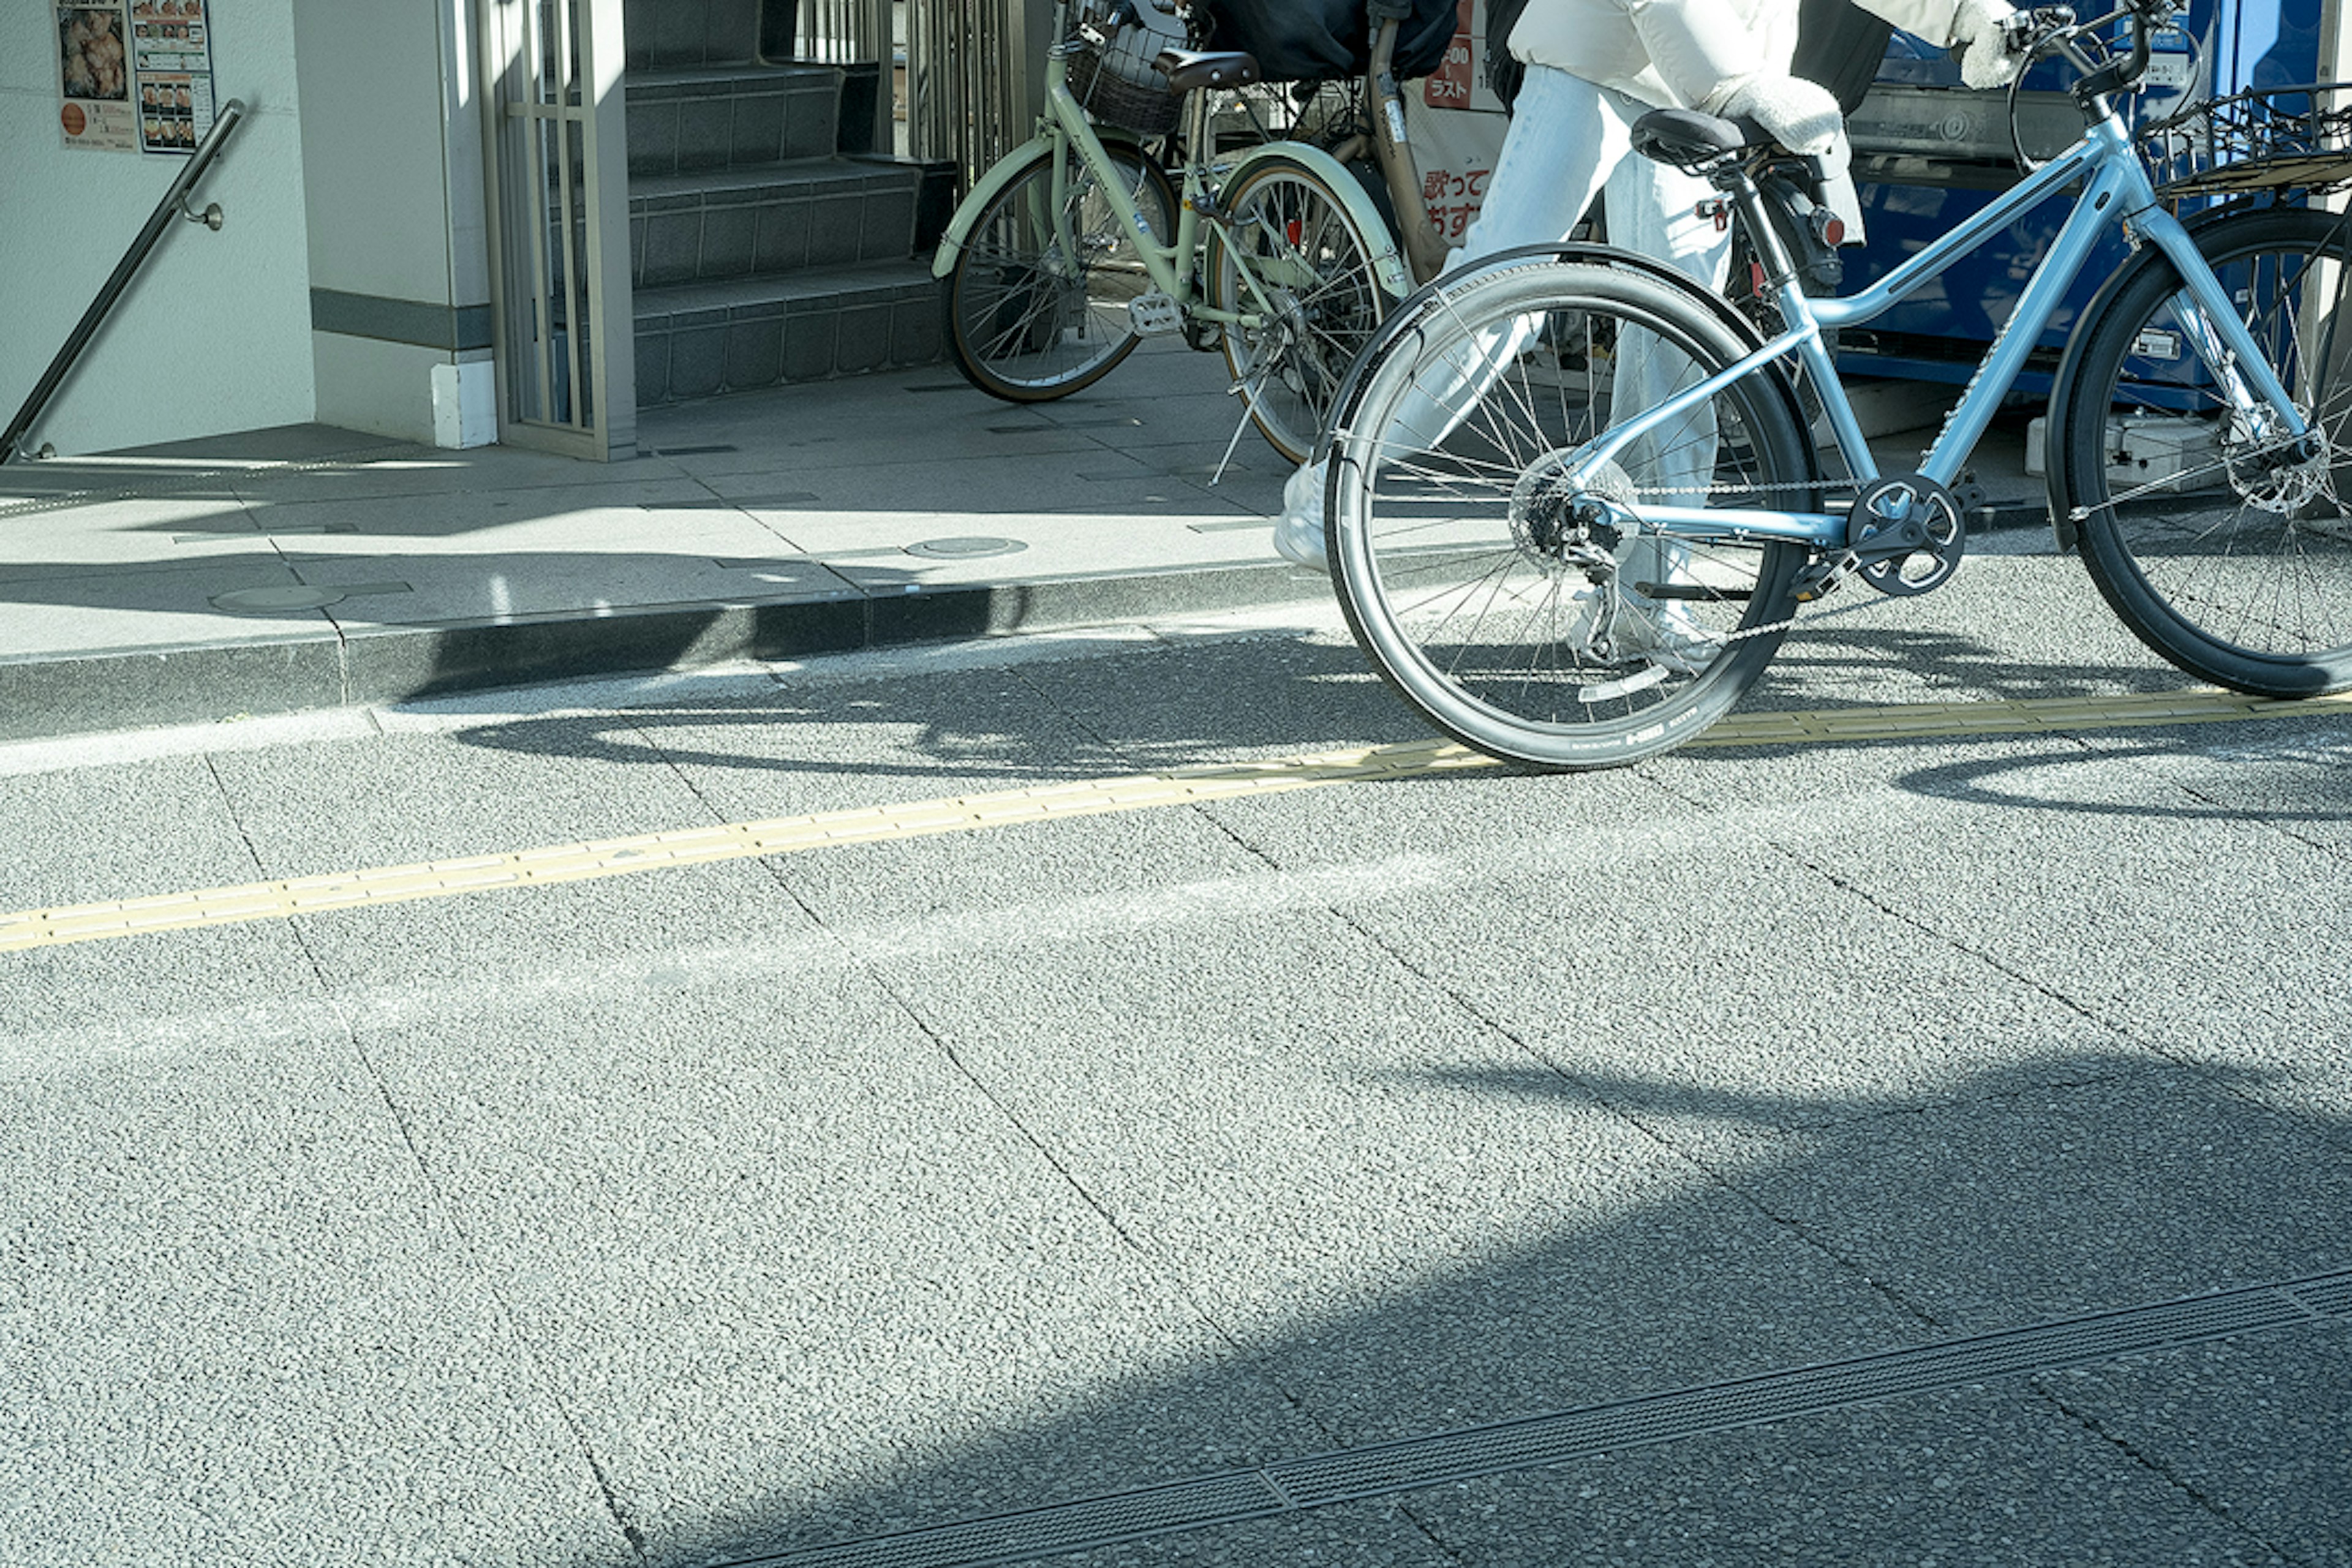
[1063,0,1186,137]
[2141,81,2352,198]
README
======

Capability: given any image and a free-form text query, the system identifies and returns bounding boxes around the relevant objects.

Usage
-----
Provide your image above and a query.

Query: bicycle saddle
[1153,48,1261,91]
[1629,108,1767,170]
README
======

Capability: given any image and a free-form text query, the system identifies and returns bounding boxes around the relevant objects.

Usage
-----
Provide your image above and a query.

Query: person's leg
[1601,127,1738,663]
[1275,65,1623,567]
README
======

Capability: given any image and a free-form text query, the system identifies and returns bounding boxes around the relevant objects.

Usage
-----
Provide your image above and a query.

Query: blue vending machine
[1836,0,2338,392]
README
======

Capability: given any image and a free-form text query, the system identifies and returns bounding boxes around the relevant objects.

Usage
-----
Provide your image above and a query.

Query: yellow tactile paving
[3,687,2346,952]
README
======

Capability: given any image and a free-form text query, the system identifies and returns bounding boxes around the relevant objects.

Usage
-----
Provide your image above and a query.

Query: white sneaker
[1608,600,1721,674]
[1274,459,1328,570]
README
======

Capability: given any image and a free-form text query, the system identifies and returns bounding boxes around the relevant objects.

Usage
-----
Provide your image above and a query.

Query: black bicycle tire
[944,146,1175,403]
[2060,204,2352,697]
[1329,258,1814,770]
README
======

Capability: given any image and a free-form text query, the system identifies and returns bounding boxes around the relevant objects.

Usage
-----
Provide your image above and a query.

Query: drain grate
[2290,1275,2352,1318]
[742,1268,2351,1568]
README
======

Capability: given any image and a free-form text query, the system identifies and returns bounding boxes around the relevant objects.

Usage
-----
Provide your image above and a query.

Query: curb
[0,561,1322,744]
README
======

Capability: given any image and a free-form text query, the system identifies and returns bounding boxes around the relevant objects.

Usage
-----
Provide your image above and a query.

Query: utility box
[2022,412,2220,483]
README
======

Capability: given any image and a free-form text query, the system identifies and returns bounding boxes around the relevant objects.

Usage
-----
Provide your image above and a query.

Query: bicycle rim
[946,146,1171,401]
[2065,206,2352,696]
[1208,156,1390,463]
[1330,260,1811,769]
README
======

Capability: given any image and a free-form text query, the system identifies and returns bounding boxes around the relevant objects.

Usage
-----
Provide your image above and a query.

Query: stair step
[634,263,945,402]
[621,0,781,72]
[630,157,925,286]
[625,64,841,175]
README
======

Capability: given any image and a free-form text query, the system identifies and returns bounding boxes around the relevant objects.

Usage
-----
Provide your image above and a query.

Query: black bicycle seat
[1629,108,1765,170]
[1153,48,1261,91]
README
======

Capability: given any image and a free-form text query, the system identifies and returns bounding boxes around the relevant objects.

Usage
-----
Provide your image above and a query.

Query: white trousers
[1378,66,1737,609]
[1385,66,1734,456]
[1455,64,1730,290]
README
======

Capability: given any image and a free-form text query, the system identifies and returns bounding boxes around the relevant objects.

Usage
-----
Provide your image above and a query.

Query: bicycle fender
[1221,142,1414,303]
[929,130,1153,279]
[2041,200,2255,549]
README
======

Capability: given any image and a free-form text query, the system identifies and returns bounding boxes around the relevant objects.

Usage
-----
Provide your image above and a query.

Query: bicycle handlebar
[2018,0,2180,105]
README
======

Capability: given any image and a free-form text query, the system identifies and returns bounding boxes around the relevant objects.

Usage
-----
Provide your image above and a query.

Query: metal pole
[2,99,246,466]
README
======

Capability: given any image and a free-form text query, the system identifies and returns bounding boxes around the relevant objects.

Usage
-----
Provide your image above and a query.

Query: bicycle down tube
[1034,66,1283,338]
[1579,110,2316,548]
[1038,71,1197,306]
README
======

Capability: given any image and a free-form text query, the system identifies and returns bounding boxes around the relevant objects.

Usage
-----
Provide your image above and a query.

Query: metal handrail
[1,98,246,466]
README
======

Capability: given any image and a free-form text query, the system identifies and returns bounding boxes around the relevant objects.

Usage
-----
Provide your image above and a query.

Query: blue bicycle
[1324,0,2352,768]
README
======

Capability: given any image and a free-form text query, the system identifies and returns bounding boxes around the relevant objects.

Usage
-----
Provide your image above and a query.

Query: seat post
[1719,162,1804,293]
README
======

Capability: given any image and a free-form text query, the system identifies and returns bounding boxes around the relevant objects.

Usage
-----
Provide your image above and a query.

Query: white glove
[1954,0,2028,90]
[1710,74,1844,159]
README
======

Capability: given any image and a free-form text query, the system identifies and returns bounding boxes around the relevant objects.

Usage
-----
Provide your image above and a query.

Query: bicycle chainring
[1849,474,1966,597]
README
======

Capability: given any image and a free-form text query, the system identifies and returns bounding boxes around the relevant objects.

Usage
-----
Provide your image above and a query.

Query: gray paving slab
[231,442,694,508]
[704,449,1246,518]
[1735,552,2187,715]
[285,546,858,627]
[341,982,1325,1568]
[0,555,322,655]
[1013,627,1436,769]
[197,718,816,991]
[1659,731,2349,1088]
[251,472,732,541]
[0,1028,626,1568]
[1408,1374,2304,1566]
[853,902,1920,1446]
[0,348,1339,741]
[2032,1330,2352,1565]
[0,755,323,1035]
[1673,1068,2352,1330]
[0,492,258,569]
[626,666,1279,938]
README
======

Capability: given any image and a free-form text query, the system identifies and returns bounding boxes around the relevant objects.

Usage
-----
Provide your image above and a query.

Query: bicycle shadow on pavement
[562,1046,2352,1568]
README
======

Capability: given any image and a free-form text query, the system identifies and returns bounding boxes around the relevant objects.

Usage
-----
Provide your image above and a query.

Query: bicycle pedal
[1127,293,1185,337]
[1794,551,1856,602]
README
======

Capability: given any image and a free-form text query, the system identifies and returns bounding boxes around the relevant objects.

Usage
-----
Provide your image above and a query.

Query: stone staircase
[624,1,956,405]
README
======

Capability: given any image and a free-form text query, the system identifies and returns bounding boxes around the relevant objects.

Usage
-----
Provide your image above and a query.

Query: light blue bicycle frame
[1586,107,2313,547]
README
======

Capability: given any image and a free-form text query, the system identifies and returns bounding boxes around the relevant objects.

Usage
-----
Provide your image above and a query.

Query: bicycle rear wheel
[1205,154,1391,463]
[1328,257,1814,769]
[945,143,1175,402]
[2059,205,2352,696]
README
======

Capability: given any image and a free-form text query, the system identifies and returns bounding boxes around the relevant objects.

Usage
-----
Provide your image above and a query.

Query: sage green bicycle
[931,0,1413,462]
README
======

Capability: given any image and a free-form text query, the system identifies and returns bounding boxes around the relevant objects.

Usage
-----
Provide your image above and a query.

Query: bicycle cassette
[1848,474,1966,597]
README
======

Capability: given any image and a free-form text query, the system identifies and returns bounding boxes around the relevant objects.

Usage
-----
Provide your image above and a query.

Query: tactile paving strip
[743,1268,2352,1568]
[2,688,2346,952]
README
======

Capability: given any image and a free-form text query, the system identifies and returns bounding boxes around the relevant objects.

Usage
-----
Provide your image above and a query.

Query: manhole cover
[209,586,350,613]
[903,535,1028,560]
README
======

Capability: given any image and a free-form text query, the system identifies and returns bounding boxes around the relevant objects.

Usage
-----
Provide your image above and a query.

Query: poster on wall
[56,0,216,155]
[127,0,217,154]
[56,6,137,150]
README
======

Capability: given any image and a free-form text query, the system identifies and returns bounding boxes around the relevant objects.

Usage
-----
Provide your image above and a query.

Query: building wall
[0,0,312,457]
[292,0,495,448]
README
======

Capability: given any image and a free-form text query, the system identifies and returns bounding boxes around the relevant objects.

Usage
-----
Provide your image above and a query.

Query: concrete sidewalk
[0,342,2043,745]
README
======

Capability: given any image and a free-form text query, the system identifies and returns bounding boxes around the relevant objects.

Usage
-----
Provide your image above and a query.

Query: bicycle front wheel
[2060,205,2352,696]
[1329,257,1815,770]
[1205,154,1392,463]
[945,143,1176,402]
